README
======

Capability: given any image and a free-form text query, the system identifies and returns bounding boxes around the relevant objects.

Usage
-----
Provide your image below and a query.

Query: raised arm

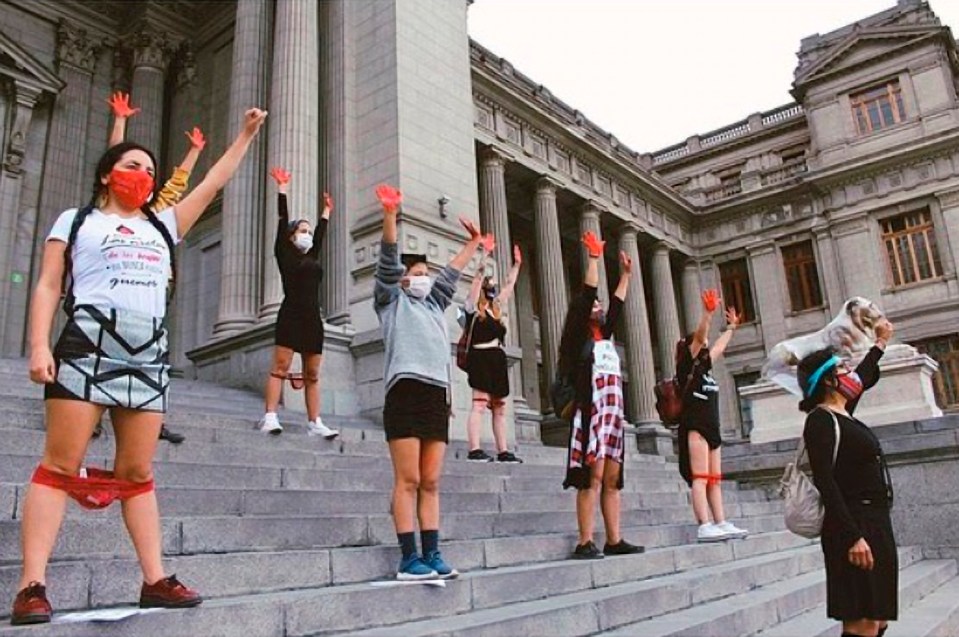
[709,306,741,361]
[173,108,267,238]
[307,192,332,260]
[106,92,139,147]
[374,184,403,309]
[152,127,206,212]
[497,244,522,306]
[466,242,489,311]
[448,217,483,272]
[269,167,291,258]
[582,231,603,289]
[427,217,483,311]
[613,250,631,302]
[690,289,719,358]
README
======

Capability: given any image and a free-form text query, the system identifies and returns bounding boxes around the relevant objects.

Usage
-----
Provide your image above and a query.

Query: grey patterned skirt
[45,305,170,412]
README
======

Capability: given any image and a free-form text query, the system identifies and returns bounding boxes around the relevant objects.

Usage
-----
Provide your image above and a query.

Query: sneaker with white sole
[715,520,749,539]
[307,418,339,440]
[696,522,726,543]
[396,555,438,581]
[258,413,282,435]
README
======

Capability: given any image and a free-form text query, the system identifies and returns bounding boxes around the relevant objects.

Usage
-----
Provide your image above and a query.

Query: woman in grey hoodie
[373,184,483,580]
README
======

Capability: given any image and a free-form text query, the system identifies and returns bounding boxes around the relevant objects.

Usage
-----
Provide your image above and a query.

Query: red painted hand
[185,127,206,150]
[323,192,333,214]
[619,250,633,274]
[701,289,720,313]
[270,167,291,186]
[481,233,496,254]
[513,245,523,266]
[582,231,605,258]
[107,92,140,118]
[375,184,402,214]
[459,217,482,241]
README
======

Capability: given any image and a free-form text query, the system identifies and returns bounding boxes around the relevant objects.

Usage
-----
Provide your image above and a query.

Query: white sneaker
[307,417,339,440]
[715,520,749,539]
[259,413,282,435]
[697,522,726,543]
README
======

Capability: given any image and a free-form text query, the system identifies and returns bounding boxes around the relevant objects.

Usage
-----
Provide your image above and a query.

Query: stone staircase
[0,358,956,636]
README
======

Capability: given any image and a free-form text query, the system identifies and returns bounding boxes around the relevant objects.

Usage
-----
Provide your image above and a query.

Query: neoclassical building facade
[0,0,956,443]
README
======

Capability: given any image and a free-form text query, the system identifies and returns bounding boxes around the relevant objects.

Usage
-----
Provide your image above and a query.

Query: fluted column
[681,259,701,335]
[321,0,351,324]
[651,242,682,378]
[260,0,320,319]
[214,0,272,335]
[579,200,609,308]
[532,177,568,396]
[126,29,173,151]
[619,226,658,423]
[478,147,516,342]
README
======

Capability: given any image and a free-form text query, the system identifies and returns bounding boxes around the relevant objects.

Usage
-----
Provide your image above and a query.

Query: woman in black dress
[258,167,337,439]
[463,239,523,463]
[797,318,896,637]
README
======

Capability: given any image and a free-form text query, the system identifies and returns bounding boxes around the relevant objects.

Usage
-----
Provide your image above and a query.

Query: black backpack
[61,204,178,315]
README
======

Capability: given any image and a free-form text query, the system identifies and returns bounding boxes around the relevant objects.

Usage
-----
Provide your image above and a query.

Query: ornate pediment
[794,26,943,91]
[0,30,65,95]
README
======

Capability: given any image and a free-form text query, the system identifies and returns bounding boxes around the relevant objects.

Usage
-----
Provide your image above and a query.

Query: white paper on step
[55,607,163,623]
[370,579,447,588]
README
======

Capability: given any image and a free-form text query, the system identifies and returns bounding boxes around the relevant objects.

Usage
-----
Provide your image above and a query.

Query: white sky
[468,0,959,153]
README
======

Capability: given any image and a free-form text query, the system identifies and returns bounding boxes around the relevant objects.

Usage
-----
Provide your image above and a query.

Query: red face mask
[835,372,864,402]
[107,168,154,210]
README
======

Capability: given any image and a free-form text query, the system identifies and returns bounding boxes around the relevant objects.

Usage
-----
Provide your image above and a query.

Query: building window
[880,209,943,287]
[782,241,823,312]
[913,334,959,409]
[734,372,761,438]
[718,259,756,323]
[852,80,905,135]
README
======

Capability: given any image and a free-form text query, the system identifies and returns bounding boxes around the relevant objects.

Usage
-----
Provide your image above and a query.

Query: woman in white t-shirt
[9,109,267,626]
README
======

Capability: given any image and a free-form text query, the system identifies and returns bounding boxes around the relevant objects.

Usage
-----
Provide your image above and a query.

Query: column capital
[936,189,959,209]
[618,221,642,239]
[681,257,700,271]
[56,19,102,74]
[172,42,197,88]
[580,198,608,218]
[745,240,776,256]
[479,145,513,168]
[123,27,177,71]
[535,175,562,195]
[652,240,677,255]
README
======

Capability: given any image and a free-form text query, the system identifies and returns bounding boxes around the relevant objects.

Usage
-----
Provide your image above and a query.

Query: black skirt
[275,302,324,354]
[821,503,898,620]
[465,347,510,398]
[383,379,450,443]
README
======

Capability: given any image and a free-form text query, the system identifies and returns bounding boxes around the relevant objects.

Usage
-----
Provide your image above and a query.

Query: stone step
[0,484,772,520]
[890,574,959,637]
[0,529,812,622]
[343,543,837,637]
[754,559,959,637]
[603,551,951,636]
[0,541,827,636]
[0,510,787,562]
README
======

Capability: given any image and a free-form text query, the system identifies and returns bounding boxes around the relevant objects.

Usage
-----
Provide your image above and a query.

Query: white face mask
[405,275,431,299]
[293,233,313,253]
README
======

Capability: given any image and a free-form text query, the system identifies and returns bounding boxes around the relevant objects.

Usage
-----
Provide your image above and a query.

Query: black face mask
[483,285,498,301]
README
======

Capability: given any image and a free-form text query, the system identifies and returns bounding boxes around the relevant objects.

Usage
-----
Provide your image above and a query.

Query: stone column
[125,28,173,151]
[260,0,320,320]
[651,242,682,378]
[478,146,517,341]
[680,259,701,335]
[532,177,568,393]
[514,248,541,411]
[937,190,959,283]
[0,82,45,354]
[321,0,351,325]
[619,226,658,424]
[579,200,609,308]
[214,0,272,336]
[748,242,787,350]
[813,225,846,315]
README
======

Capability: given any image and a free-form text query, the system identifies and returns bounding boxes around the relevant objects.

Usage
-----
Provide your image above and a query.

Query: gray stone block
[180,515,369,553]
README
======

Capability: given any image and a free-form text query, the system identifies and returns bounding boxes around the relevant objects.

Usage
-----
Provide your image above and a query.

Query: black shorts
[383,379,450,443]
[275,303,324,354]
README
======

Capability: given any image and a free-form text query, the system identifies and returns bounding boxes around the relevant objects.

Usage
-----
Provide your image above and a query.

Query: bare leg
[600,460,623,545]
[18,400,103,589]
[417,440,447,530]
[843,618,881,636]
[388,438,421,534]
[491,399,508,453]
[263,346,293,413]
[688,431,711,524]
[111,407,165,585]
[466,390,488,451]
[576,459,605,545]
[302,353,322,422]
[705,446,726,524]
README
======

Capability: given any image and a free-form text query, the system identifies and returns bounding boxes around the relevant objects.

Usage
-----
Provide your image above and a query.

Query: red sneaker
[139,575,202,609]
[11,582,52,625]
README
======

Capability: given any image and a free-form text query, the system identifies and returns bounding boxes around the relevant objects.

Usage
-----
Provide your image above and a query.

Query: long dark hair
[797,347,837,413]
